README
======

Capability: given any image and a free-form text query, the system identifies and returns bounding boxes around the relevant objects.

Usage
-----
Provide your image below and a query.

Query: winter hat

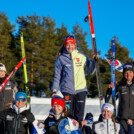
[102,103,114,114]
[64,35,76,47]
[51,95,65,109]
[123,63,134,74]
[0,63,7,73]
[15,92,27,99]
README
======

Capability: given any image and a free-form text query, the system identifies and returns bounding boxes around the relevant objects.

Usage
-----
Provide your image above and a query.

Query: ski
[21,32,31,107]
[111,40,116,115]
[85,1,104,109]
[0,56,26,92]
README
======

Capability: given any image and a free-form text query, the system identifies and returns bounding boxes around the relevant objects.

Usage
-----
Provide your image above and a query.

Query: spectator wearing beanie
[92,103,125,134]
[51,35,97,123]
[44,95,82,134]
[0,63,18,134]
[0,63,18,111]
[107,63,134,134]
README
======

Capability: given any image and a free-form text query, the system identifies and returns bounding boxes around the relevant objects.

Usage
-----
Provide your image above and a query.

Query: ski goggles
[65,35,75,39]
[15,97,26,102]
[52,95,62,100]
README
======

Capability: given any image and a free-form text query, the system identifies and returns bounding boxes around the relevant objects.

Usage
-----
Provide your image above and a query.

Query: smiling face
[102,109,113,120]
[124,70,134,82]
[15,98,26,108]
[52,105,64,115]
[65,42,76,53]
[0,70,6,78]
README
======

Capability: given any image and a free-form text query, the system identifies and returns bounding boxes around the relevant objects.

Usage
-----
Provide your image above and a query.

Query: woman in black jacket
[44,95,82,134]
[0,92,44,134]
[108,63,134,134]
[0,63,18,111]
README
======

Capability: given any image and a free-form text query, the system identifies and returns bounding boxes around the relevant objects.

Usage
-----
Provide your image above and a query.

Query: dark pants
[62,91,87,122]
[0,121,5,134]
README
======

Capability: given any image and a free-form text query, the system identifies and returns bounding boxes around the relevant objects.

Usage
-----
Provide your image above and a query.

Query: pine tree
[0,12,17,74]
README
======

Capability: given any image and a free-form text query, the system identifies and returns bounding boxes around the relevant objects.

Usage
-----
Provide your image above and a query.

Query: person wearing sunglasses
[0,92,45,134]
[51,35,96,124]
[107,63,134,134]
[0,63,18,111]
[44,95,82,134]
[92,103,124,134]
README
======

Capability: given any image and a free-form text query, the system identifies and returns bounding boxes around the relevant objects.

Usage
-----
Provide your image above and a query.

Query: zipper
[128,86,131,118]
[71,53,76,94]
[107,120,109,134]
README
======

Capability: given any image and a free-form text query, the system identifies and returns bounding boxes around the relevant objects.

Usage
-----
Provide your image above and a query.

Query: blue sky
[1,0,134,59]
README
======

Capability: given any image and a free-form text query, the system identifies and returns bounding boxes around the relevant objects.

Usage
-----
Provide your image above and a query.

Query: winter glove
[22,110,35,123]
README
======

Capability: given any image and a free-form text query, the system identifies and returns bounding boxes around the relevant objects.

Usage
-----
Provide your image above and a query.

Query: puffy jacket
[92,118,124,134]
[0,104,43,134]
[117,82,134,120]
[51,49,95,94]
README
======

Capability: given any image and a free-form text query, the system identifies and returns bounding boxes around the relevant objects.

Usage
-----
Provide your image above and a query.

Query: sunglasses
[65,35,75,39]
[15,98,26,102]
[52,95,62,99]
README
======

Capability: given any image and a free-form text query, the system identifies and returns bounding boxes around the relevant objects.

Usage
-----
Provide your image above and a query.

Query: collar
[11,104,29,114]
[49,109,64,120]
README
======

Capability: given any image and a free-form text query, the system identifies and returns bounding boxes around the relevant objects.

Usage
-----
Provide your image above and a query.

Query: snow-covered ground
[31,97,101,122]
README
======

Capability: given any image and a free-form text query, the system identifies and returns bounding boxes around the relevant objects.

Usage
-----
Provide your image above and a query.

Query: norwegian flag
[105,57,124,73]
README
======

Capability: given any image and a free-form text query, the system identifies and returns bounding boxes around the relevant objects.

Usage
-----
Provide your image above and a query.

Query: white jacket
[92,118,124,134]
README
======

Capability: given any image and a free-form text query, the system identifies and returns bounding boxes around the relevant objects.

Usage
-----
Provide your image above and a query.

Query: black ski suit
[0,104,35,134]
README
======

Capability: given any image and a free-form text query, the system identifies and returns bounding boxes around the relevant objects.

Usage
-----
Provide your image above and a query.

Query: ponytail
[56,44,64,58]
[111,115,117,133]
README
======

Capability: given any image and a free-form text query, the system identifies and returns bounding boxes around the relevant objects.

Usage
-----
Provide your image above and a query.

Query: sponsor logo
[65,96,70,101]
[65,125,71,133]
[121,92,127,94]
[76,58,80,62]
[99,124,104,131]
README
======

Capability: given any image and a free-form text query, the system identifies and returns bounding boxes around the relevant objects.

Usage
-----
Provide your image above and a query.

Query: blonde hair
[107,103,117,133]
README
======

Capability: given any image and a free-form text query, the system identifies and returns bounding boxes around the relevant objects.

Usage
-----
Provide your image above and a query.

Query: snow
[31,97,101,122]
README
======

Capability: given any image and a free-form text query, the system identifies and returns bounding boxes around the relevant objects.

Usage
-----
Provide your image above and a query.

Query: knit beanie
[123,63,134,75]
[51,96,65,109]
[0,63,7,72]
[102,103,114,114]
[64,37,76,47]
[15,92,27,99]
